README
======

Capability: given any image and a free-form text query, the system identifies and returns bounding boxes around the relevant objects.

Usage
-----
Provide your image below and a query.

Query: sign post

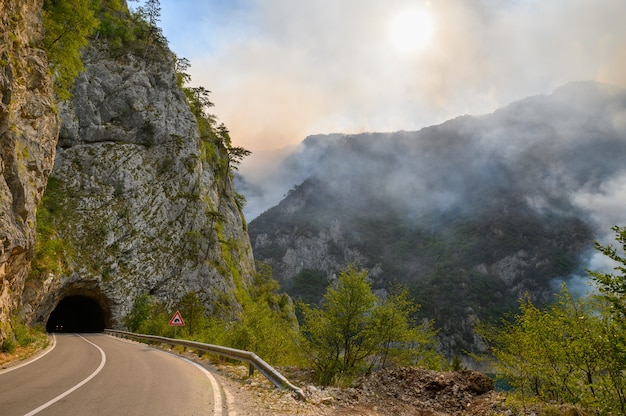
[168,310,185,338]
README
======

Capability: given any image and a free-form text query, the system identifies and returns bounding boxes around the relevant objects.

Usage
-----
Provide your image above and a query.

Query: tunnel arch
[46,292,111,333]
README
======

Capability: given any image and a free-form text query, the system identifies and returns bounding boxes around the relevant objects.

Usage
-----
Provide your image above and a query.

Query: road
[0,333,229,416]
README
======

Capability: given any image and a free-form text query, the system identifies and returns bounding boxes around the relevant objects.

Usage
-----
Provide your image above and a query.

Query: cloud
[150,0,626,221]
[173,0,626,153]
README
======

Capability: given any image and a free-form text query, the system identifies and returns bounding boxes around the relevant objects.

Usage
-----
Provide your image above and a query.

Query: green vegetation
[30,177,74,279]
[225,267,302,365]
[1,316,48,362]
[285,268,329,306]
[42,0,99,99]
[300,265,443,385]
[481,225,626,414]
[588,225,626,318]
[250,178,591,355]
[42,0,172,99]
[180,80,251,186]
[96,0,137,50]
[176,55,251,185]
[126,266,303,366]
[125,264,444,384]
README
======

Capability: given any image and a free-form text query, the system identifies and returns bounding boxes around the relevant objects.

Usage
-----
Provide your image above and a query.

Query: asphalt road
[0,333,226,416]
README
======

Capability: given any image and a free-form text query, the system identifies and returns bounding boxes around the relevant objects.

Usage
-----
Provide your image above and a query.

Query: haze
[147,0,625,149]
[136,0,626,221]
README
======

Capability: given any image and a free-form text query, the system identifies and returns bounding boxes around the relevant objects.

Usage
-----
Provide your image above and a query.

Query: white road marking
[0,334,56,375]
[223,383,237,416]
[105,334,227,415]
[177,356,226,416]
[22,334,106,416]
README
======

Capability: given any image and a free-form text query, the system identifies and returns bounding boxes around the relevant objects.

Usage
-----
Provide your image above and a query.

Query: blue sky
[149,0,254,57]
[132,0,626,154]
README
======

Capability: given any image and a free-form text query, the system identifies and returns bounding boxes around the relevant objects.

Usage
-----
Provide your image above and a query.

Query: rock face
[22,41,255,328]
[0,0,59,341]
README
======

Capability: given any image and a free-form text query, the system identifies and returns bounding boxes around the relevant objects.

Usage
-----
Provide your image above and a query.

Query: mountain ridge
[246,81,626,357]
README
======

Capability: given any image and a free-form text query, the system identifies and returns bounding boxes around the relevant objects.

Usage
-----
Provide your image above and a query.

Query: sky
[136,0,626,155]
[131,0,626,225]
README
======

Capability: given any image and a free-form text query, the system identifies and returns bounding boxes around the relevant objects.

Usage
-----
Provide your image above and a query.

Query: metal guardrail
[104,329,305,400]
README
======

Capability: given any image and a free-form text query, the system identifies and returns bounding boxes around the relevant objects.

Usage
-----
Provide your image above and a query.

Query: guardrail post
[248,363,254,377]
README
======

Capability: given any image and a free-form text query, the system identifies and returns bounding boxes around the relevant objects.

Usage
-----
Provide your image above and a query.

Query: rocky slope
[20,36,256,327]
[0,0,59,341]
[198,359,580,416]
[248,81,626,358]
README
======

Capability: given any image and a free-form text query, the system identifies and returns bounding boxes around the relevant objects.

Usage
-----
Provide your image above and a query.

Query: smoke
[143,0,626,224]
[236,82,626,316]
[238,81,626,303]
[236,134,344,219]
[177,0,626,153]
[573,173,626,243]
[551,273,596,299]
[239,82,625,223]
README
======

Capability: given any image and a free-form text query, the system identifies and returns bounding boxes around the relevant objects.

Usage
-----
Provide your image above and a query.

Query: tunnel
[46,295,107,333]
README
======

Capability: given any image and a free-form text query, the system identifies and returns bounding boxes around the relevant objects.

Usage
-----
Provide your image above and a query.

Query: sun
[387,7,436,55]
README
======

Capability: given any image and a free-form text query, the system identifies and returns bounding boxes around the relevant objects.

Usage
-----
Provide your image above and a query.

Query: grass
[0,321,50,368]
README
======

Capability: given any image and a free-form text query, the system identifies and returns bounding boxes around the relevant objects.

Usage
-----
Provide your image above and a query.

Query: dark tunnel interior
[46,295,106,333]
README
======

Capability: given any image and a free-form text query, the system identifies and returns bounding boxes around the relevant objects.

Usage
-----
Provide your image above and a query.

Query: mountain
[0,0,59,341]
[247,81,626,356]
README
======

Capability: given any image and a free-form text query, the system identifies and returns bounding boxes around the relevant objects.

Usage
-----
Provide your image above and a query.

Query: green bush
[2,317,49,355]
[30,177,74,279]
[125,267,303,366]
[2,338,16,354]
[301,265,443,385]
[43,0,99,99]
[12,320,36,347]
[480,226,626,414]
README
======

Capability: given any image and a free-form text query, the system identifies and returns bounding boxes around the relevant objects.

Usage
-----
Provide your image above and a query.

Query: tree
[301,265,442,385]
[143,0,161,27]
[588,225,626,319]
[177,66,252,180]
[184,86,217,139]
[216,124,252,170]
[481,227,626,414]
[175,57,192,87]
[176,292,206,337]
[369,285,442,371]
[300,266,377,384]
[96,0,140,51]
[125,294,153,332]
[43,0,99,99]
[483,288,626,413]
[136,0,166,50]
[224,263,303,365]
[125,294,169,335]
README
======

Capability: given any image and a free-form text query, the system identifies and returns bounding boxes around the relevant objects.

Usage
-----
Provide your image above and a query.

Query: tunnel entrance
[46,295,106,333]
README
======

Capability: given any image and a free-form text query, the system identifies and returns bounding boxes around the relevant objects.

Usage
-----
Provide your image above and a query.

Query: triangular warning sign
[168,310,185,327]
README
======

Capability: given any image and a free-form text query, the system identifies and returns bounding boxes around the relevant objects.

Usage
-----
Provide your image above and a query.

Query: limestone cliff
[22,39,255,328]
[0,0,59,340]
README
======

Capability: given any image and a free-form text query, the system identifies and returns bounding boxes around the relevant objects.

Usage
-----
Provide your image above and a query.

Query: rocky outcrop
[0,0,59,341]
[22,40,255,328]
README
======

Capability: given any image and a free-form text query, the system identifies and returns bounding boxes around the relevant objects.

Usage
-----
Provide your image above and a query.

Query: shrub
[2,338,16,354]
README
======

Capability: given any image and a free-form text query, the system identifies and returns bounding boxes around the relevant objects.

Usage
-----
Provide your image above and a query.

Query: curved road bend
[0,333,227,416]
